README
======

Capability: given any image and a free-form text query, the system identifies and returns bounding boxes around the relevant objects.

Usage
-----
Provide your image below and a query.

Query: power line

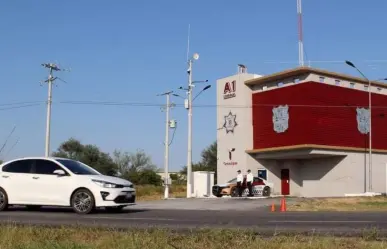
[55,101,387,109]
[0,101,45,106]
[2,100,387,110]
[0,103,43,111]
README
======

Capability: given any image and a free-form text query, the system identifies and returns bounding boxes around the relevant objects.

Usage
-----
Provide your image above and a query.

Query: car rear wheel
[231,187,238,197]
[263,187,271,196]
[0,188,8,211]
[71,189,95,215]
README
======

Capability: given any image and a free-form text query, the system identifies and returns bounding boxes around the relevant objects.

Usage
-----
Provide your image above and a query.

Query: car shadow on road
[6,206,149,215]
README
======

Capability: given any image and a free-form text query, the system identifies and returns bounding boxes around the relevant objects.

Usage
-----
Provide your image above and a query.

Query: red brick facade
[252,82,387,150]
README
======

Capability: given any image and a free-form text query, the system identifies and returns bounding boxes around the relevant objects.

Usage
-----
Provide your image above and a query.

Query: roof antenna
[297,0,304,67]
[186,24,191,62]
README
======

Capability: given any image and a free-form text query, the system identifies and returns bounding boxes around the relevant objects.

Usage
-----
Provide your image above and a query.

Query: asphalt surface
[135,196,300,210]
[0,199,387,236]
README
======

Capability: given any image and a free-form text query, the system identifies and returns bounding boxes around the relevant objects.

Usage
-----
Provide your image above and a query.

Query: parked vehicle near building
[212,176,273,197]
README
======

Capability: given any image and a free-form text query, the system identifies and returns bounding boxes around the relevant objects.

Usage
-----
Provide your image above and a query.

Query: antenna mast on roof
[237,64,247,74]
[297,0,304,67]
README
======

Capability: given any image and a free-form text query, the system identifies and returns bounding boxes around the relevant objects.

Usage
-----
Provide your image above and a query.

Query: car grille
[114,192,136,204]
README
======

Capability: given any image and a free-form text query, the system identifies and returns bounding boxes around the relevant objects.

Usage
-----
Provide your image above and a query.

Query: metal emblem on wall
[356,107,370,134]
[272,105,289,133]
[223,111,238,133]
[223,148,237,166]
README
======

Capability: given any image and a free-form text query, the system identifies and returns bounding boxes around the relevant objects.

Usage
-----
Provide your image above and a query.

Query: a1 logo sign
[223,80,236,99]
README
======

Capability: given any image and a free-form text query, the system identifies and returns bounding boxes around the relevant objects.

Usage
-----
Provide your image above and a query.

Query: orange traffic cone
[280,196,287,212]
[271,202,275,212]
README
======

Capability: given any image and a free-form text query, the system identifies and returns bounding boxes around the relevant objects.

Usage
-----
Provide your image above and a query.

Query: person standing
[246,169,254,197]
[236,170,243,197]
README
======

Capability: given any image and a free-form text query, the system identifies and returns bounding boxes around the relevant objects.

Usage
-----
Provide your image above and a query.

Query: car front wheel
[0,188,8,211]
[71,189,95,214]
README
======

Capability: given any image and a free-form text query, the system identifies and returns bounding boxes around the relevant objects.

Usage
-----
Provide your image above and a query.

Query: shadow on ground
[6,206,148,214]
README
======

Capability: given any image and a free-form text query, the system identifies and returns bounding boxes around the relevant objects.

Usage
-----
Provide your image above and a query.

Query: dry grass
[135,184,186,201]
[288,196,387,211]
[0,225,386,249]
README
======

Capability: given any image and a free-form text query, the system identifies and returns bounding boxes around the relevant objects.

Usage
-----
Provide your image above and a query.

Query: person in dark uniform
[246,169,254,197]
[236,170,243,197]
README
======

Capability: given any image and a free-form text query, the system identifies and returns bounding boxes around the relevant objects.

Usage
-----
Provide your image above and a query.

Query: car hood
[79,175,133,186]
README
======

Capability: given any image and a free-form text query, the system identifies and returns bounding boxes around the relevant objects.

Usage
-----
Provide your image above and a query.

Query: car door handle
[32,176,39,179]
[2,175,9,178]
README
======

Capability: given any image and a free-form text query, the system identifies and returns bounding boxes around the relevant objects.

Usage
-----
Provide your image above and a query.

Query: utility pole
[41,63,68,157]
[158,91,176,199]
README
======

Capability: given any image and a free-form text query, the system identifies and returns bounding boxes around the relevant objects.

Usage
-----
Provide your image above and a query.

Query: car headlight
[92,179,119,188]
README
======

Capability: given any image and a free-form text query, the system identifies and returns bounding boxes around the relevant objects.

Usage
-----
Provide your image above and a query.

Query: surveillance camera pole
[186,57,195,198]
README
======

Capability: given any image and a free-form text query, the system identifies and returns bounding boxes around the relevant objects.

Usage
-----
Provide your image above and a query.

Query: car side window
[34,159,63,175]
[2,160,33,173]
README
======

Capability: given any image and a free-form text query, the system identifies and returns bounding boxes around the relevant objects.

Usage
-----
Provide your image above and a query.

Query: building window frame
[349,82,355,88]
[335,79,340,86]
[319,76,325,83]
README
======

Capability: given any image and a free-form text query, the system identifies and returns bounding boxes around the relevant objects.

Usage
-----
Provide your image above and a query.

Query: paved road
[0,205,387,236]
[135,197,300,211]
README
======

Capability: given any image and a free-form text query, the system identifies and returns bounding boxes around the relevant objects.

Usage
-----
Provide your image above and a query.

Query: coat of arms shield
[356,107,370,134]
[272,105,289,133]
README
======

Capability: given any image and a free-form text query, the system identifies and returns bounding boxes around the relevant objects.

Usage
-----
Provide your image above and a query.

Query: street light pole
[345,60,387,192]
[346,60,372,192]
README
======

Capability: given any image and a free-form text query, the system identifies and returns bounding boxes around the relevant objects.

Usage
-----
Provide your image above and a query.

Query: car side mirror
[53,169,66,176]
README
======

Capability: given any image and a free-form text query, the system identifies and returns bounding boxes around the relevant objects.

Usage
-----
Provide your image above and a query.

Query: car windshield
[56,159,100,175]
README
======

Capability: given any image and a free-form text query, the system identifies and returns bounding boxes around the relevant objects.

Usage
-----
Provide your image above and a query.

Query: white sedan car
[0,157,136,214]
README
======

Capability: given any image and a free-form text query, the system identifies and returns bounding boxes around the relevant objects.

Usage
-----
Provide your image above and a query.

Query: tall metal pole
[297,0,304,67]
[164,93,171,199]
[368,79,372,192]
[346,60,374,192]
[45,68,53,157]
[187,59,193,198]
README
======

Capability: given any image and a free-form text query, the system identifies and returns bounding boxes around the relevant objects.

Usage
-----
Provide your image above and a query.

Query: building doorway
[281,169,290,195]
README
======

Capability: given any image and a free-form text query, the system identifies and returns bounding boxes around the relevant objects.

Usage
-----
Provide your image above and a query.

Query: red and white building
[216,65,387,197]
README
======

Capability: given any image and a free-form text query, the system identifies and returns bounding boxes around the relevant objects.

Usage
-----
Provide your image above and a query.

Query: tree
[52,138,162,185]
[180,141,217,182]
[112,149,161,185]
[0,160,3,165]
[52,138,118,176]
